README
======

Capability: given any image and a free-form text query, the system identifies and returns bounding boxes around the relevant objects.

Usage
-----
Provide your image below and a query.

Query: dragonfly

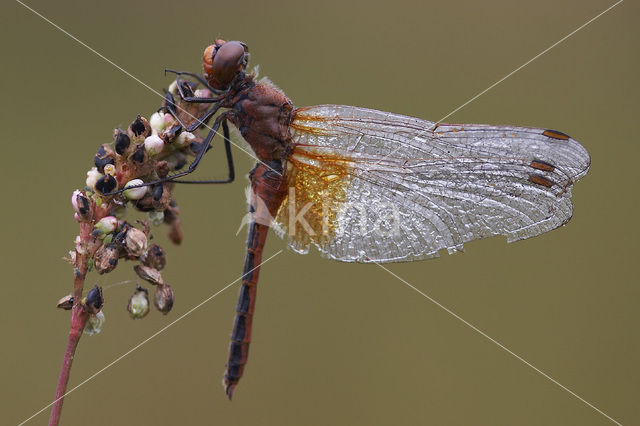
[133,39,591,398]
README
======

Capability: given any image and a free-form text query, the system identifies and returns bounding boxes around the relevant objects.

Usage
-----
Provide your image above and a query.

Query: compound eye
[202,44,216,77]
[210,41,248,90]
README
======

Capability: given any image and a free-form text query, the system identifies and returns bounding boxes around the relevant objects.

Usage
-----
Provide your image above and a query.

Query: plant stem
[49,252,89,426]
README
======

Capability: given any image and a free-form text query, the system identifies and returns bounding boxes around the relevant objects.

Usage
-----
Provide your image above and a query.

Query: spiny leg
[103,114,229,196]
[172,121,235,184]
[165,68,222,95]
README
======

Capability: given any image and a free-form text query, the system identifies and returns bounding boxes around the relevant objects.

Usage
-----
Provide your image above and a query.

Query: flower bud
[168,80,179,96]
[72,190,92,221]
[94,243,120,274]
[123,179,147,200]
[125,227,148,258]
[57,294,74,310]
[84,285,104,314]
[149,112,166,133]
[103,164,116,176]
[114,129,131,155]
[94,144,115,173]
[144,134,165,156]
[84,311,105,335]
[194,88,212,98]
[127,286,150,319]
[86,167,102,190]
[94,174,118,195]
[134,264,163,285]
[154,284,174,314]
[175,131,196,148]
[94,216,118,234]
[143,244,166,270]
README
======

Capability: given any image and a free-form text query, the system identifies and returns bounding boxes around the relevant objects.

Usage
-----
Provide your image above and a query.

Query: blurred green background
[1,0,638,424]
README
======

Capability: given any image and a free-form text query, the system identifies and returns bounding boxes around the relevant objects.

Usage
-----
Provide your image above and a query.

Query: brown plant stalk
[49,85,208,425]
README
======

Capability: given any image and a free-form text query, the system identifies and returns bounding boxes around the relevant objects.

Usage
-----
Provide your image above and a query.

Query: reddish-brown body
[218,73,294,398]
[227,81,296,162]
[223,159,288,398]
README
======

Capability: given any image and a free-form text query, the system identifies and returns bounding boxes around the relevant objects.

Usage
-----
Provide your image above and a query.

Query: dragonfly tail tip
[225,383,236,400]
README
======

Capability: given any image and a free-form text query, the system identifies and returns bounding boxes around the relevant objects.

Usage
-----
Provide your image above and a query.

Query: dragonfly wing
[274,104,590,263]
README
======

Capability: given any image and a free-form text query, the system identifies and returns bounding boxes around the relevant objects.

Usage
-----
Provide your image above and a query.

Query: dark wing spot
[542,129,570,140]
[531,160,555,172]
[529,174,554,188]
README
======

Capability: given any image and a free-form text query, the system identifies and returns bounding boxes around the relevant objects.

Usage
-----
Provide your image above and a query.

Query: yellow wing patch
[275,149,353,251]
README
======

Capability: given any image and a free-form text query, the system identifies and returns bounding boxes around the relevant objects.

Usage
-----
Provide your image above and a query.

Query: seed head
[84,285,104,315]
[131,145,148,164]
[84,311,105,335]
[154,283,174,314]
[57,294,74,310]
[94,144,116,174]
[94,243,120,274]
[95,174,118,195]
[127,286,150,319]
[142,244,166,270]
[151,184,171,211]
[128,115,151,141]
[133,264,163,285]
[72,190,92,221]
[114,129,131,156]
[125,227,148,258]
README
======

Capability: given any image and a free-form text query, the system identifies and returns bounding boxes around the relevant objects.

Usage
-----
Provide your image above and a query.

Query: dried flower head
[134,264,163,285]
[72,190,92,222]
[143,244,167,270]
[94,243,120,274]
[84,285,104,315]
[57,294,74,310]
[154,284,174,314]
[125,227,148,258]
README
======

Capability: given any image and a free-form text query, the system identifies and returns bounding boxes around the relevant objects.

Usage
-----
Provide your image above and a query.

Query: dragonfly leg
[224,160,287,399]
[171,120,235,184]
[103,113,229,196]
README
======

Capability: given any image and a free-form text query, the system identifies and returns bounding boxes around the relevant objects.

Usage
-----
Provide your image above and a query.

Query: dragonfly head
[203,39,249,91]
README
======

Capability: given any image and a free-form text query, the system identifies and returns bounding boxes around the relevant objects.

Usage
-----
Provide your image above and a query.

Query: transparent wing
[273,104,590,263]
